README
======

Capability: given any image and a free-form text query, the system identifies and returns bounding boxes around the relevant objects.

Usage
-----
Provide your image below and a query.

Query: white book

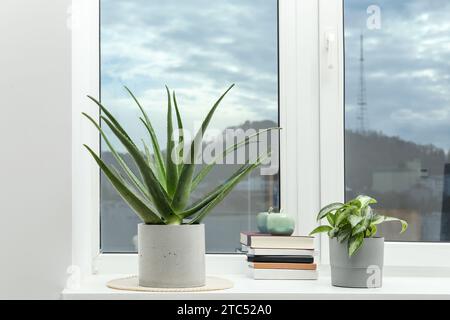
[248,267,318,280]
[248,247,316,256]
[249,236,314,249]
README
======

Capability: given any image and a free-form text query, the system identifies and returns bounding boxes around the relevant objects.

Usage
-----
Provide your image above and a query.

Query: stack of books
[240,232,317,280]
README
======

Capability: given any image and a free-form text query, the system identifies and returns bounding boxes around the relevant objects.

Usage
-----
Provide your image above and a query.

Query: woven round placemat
[107,276,233,292]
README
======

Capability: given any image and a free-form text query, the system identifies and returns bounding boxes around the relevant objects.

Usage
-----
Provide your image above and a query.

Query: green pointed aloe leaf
[84,145,162,224]
[142,139,153,167]
[188,151,267,224]
[87,95,134,144]
[142,139,166,190]
[180,161,256,219]
[109,166,158,213]
[172,84,235,211]
[191,127,280,192]
[165,86,178,197]
[124,86,167,184]
[139,117,167,189]
[101,115,179,222]
[82,112,150,200]
[152,154,166,189]
[173,91,184,165]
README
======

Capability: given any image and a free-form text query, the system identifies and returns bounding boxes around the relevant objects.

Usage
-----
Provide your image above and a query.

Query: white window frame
[72,0,101,277]
[318,0,450,268]
[72,0,321,276]
[71,0,450,278]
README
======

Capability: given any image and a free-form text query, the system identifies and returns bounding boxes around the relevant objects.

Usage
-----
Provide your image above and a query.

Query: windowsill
[62,268,450,300]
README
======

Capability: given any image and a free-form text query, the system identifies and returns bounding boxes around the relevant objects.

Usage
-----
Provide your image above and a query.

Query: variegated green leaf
[348,215,363,227]
[348,233,364,256]
[365,224,377,237]
[309,225,333,236]
[335,206,355,227]
[371,214,385,225]
[328,228,339,238]
[317,202,344,221]
[383,216,408,233]
[337,224,352,243]
[355,195,377,208]
[352,214,372,236]
[327,213,336,227]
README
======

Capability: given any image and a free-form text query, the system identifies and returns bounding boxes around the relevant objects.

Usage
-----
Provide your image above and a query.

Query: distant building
[372,160,423,193]
[371,159,443,199]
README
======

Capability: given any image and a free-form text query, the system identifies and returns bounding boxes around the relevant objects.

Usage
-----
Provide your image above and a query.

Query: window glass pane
[100,0,279,252]
[344,0,450,241]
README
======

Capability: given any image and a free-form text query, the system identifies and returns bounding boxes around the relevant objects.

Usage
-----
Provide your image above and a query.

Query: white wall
[0,0,72,299]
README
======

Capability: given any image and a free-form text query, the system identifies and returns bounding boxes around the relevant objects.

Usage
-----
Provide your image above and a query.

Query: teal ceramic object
[267,214,295,236]
[256,212,269,233]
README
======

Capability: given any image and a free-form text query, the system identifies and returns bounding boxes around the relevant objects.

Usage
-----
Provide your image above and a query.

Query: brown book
[249,262,317,270]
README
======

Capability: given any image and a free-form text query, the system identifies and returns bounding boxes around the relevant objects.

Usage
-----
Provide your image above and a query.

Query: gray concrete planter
[329,237,384,288]
[138,223,206,288]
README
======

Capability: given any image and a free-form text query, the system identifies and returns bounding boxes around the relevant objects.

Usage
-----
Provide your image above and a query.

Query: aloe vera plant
[309,195,408,256]
[83,84,278,225]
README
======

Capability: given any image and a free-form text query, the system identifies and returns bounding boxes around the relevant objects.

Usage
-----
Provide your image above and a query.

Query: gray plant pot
[329,237,384,288]
[138,223,206,288]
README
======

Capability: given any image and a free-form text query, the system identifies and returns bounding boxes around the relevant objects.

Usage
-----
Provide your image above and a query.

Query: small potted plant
[83,84,278,288]
[310,195,407,288]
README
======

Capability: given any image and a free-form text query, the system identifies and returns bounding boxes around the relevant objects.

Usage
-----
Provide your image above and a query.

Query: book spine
[249,249,316,256]
[251,269,318,280]
[250,262,317,270]
[247,255,314,264]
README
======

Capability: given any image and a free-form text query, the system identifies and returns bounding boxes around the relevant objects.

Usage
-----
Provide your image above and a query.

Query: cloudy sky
[345,0,450,150]
[100,0,278,149]
[101,0,450,151]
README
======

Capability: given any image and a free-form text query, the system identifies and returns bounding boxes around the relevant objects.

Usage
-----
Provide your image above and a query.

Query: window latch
[325,32,336,69]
